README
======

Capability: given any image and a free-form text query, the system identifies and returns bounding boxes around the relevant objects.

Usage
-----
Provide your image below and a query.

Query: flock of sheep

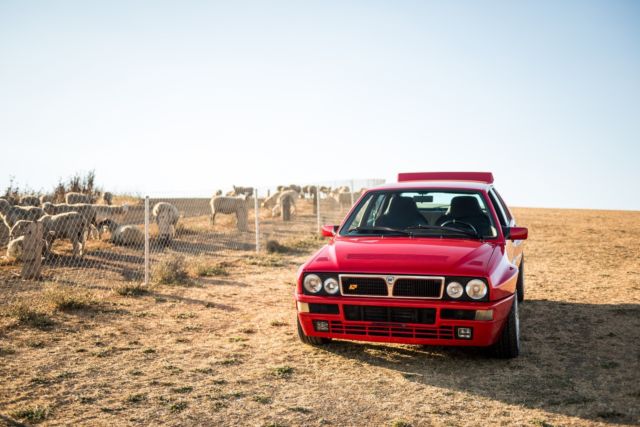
[0,192,179,262]
[209,184,360,230]
[0,183,362,267]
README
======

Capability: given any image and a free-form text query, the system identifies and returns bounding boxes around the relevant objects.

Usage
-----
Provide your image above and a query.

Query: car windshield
[340,190,498,239]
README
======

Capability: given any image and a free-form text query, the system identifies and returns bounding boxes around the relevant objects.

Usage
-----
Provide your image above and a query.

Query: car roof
[370,180,493,192]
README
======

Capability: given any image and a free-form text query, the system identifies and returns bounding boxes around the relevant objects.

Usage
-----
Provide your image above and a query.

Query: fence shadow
[319,300,640,425]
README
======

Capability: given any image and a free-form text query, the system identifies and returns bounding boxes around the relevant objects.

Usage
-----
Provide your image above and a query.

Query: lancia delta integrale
[295,172,528,358]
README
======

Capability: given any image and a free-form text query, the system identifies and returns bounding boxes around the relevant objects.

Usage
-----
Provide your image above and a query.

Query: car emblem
[386,276,395,284]
[349,284,358,290]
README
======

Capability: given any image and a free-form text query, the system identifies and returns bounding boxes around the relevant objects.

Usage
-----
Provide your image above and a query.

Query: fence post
[316,184,321,233]
[144,196,150,286]
[254,188,260,252]
[350,179,355,206]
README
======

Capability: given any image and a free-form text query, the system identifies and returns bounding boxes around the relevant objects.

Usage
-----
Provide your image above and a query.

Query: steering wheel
[440,219,479,235]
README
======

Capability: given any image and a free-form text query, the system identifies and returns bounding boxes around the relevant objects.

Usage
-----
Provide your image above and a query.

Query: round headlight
[466,279,487,300]
[303,274,323,294]
[446,281,464,299]
[323,277,340,295]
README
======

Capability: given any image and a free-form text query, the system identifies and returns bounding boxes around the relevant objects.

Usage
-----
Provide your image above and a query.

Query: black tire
[490,291,520,358]
[297,318,331,345]
[516,255,525,303]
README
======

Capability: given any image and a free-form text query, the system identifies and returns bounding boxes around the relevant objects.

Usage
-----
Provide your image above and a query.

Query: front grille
[339,274,444,299]
[392,278,442,298]
[343,305,435,324]
[329,320,453,340]
[341,277,387,296]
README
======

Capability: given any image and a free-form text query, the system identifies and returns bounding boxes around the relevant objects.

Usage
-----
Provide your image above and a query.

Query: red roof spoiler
[398,172,494,184]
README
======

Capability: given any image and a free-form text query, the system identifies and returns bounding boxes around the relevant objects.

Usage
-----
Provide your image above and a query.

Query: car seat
[435,196,492,236]
[376,196,428,229]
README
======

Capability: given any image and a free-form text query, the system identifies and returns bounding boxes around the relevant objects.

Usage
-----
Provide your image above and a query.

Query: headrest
[449,196,483,217]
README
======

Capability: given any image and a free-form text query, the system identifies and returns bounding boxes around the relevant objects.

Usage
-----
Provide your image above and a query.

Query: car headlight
[323,277,340,295]
[446,281,464,299]
[303,274,323,294]
[466,279,487,300]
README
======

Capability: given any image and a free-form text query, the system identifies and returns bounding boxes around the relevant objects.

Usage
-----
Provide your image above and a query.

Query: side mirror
[321,224,338,237]
[505,227,528,240]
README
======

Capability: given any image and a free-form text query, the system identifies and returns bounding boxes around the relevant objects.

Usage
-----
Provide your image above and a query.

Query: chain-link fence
[0,179,384,286]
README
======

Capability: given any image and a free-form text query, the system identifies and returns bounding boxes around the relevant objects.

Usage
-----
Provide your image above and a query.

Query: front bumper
[295,294,514,347]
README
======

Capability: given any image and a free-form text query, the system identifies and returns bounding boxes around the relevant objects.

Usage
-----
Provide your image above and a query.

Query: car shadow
[319,300,640,425]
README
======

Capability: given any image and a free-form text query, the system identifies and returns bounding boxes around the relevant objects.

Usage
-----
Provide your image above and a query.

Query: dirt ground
[0,207,639,426]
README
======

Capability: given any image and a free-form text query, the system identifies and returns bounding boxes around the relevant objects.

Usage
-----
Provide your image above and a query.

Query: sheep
[271,190,299,217]
[39,194,55,204]
[94,204,128,223]
[12,212,87,258]
[0,199,45,229]
[98,219,144,246]
[262,191,281,210]
[19,195,41,207]
[6,225,48,262]
[42,202,98,238]
[330,188,354,209]
[152,202,179,244]
[233,186,254,197]
[210,196,248,231]
[65,192,96,204]
[0,221,9,246]
[6,236,27,261]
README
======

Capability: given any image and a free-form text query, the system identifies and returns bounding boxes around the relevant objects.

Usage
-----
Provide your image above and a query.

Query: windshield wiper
[405,224,481,239]
[350,226,412,236]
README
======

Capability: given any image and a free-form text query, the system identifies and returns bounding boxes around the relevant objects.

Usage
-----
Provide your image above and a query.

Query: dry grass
[152,254,191,285]
[0,208,639,426]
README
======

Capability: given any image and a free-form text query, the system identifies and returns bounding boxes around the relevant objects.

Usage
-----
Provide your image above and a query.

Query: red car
[295,172,528,358]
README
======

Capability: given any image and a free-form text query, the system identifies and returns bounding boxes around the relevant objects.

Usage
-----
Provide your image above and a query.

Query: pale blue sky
[1,1,638,209]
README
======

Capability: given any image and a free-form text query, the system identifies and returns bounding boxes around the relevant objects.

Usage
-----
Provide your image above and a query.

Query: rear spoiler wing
[398,172,494,184]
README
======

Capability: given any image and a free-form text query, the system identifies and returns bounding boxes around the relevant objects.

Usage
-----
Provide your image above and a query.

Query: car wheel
[516,255,525,303]
[490,291,520,358]
[297,318,332,346]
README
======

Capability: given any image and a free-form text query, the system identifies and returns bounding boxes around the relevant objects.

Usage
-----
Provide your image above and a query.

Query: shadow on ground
[321,300,640,425]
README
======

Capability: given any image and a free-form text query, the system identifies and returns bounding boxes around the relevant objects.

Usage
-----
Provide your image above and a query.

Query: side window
[493,189,513,222]
[488,189,508,227]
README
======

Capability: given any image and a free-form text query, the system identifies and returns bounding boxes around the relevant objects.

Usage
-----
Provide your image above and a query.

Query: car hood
[305,237,497,277]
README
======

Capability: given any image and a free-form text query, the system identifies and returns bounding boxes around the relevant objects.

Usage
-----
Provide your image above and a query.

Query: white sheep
[99,219,144,246]
[152,202,179,243]
[94,204,129,224]
[210,196,248,231]
[65,192,96,204]
[232,186,254,197]
[0,199,45,229]
[271,190,299,217]
[12,212,87,258]
[262,191,281,210]
[19,195,41,207]
[6,236,27,261]
[42,202,98,239]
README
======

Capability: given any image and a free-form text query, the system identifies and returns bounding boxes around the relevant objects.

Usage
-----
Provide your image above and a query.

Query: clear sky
[1,1,639,209]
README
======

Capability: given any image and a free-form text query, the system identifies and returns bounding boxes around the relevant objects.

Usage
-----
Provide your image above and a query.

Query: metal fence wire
[0,179,385,286]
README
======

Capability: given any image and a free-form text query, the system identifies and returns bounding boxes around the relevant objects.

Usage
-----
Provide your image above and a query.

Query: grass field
[1,207,639,426]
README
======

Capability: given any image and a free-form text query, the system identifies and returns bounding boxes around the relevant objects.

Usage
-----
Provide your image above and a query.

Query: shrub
[10,405,49,423]
[44,288,94,312]
[8,302,53,329]
[153,255,191,285]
